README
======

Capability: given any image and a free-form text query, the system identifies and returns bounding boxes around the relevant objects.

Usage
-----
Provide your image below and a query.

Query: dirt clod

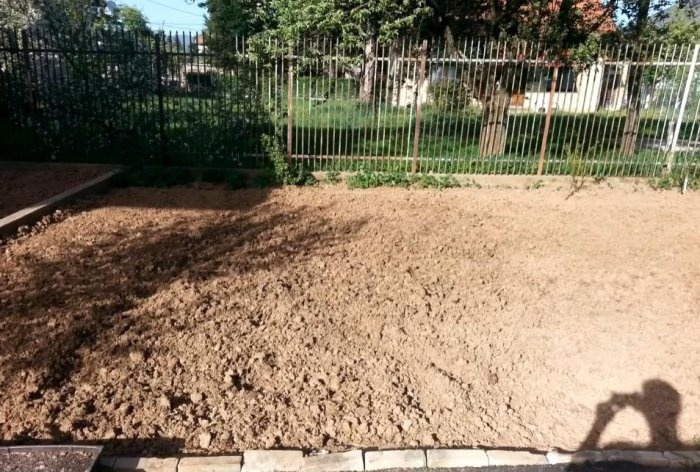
[190,392,204,404]
[199,432,212,449]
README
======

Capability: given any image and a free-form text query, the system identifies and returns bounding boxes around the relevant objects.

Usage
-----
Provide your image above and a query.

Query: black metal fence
[0,28,281,168]
[1,28,699,177]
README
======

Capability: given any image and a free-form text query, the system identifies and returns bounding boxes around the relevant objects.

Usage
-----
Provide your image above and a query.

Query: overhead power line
[142,0,204,17]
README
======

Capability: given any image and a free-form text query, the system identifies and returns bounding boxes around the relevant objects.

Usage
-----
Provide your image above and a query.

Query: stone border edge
[96,448,700,471]
[0,169,121,238]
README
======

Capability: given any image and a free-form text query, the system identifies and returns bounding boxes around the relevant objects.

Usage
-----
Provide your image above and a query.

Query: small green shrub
[429,81,479,114]
[348,168,414,189]
[261,133,317,186]
[526,180,545,190]
[326,170,341,184]
[649,168,699,191]
[565,146,586,198]
[648,175,674,190]
[415,174,461,189]
[348,169,463,190]
[462,178,482,189]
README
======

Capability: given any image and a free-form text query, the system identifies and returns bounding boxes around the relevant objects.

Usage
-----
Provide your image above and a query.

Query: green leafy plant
[348,168,414,188]
[348,169,464,189]
[648,175,674,190]
[526,179,545,190]
[415,174,461,189]
[261,133,317,186]
[565,146,586,198]
[648,168,699,192]
[429,81,480,115]
[326,170,341,184]
[462,178,483,189]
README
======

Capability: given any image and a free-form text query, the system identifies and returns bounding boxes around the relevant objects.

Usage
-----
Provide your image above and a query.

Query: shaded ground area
[0,186,699,456]
[0,164,108,218]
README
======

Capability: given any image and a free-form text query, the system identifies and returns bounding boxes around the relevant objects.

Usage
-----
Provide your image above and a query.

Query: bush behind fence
[1,28,699,177]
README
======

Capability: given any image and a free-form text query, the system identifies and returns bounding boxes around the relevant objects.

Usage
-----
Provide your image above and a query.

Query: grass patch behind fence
[2,91,698,178]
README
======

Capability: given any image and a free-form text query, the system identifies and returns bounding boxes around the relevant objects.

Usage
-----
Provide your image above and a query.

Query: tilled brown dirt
[0,185,699,456]
[0,164,108,219]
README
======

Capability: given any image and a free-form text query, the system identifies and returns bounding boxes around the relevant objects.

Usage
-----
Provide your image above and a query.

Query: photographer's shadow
[580,379,683,450]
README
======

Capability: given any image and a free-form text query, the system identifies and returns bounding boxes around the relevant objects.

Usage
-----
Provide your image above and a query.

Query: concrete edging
[0,170,120,238]
[98,448,700,471]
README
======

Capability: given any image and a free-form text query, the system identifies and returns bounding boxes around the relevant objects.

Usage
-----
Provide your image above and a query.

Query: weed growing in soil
[566,146,586,199]
[261,134,317,186]
[526,180,545,190]
[347,168,464,190]
[347,168,413,188]
[415,174,461,189]
[648,168,699,192]
[326,170,341,184]
[462,178,483,188]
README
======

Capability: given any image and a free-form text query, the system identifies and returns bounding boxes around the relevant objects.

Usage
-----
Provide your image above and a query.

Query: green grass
[287,97,700,177]
[2,84,699,178]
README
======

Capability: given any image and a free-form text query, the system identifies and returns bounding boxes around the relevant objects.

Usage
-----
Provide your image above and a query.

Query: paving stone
[179,456,242,472]
[664,451,700,467]
[0,448,9,455]
[114,457,179,472]
[364,450,426,470]
[301,451,363,472]
[546,450,606,464]
[486,450,548,466]
[426,449,488,468]
[603,451,668,467]
[242,450,304,472]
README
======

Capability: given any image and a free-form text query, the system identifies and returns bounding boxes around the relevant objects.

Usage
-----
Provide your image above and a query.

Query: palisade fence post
[20,29,34,112]
[666,43,699,172]
[537,63,559,176]
[154,34,169,166]
[411,39,428,174]
[287,44,294,161]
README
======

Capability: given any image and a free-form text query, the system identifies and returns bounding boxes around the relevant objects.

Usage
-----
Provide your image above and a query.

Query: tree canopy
[115,5,152,35]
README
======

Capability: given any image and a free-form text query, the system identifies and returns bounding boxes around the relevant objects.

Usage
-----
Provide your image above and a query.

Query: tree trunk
[479,88,510,157]
[620,64,643,156]
[359,36,376,104]
[620,101,641,156]
[390,46,400,107]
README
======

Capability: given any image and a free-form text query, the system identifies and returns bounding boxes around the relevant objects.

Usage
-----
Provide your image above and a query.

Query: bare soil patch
[1,186,699,456]
[0,450,95,472]
[0,164,108,219]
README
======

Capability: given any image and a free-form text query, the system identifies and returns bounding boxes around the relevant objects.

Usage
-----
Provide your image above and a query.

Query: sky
[119,0,208,32]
